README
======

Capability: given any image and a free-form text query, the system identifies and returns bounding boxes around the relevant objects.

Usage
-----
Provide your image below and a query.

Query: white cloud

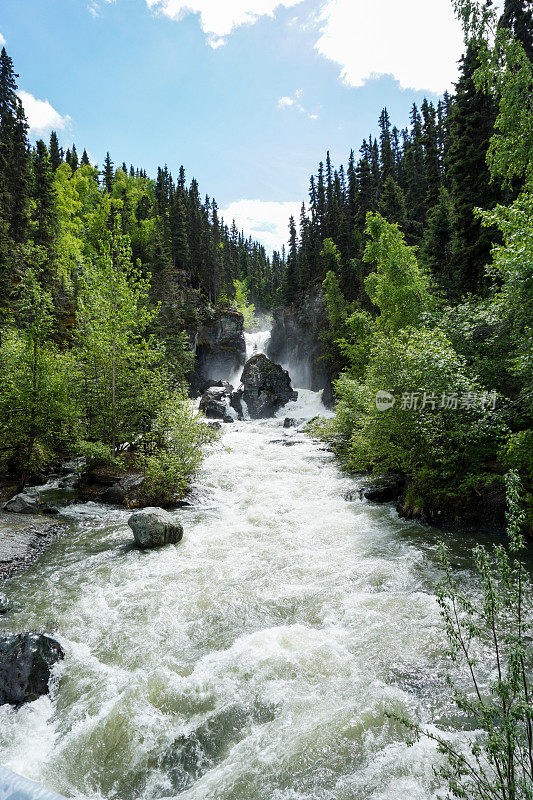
[222,199,301,254]
[277,88,318,119]
[315,0,465,93]
[277,95,295,108]
[146,0,304,47]
[0,33,6,47]
[18,91,72,136]
[88,0,114,17]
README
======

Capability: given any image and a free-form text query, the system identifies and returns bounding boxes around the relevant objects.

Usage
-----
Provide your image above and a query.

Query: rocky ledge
[396,480,507,535]
[0,512,66,581]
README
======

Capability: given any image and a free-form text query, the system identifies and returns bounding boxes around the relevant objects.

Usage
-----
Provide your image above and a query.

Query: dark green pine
[447,41,500,297]
[102,151,114,193]
[31,139,58,254]
[49,131,63,171]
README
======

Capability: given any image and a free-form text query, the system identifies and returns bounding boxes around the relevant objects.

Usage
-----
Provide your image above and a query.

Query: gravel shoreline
[0,512,67,582]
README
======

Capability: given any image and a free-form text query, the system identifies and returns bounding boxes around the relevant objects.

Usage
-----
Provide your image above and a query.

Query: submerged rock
[283,417,305,429]
[237,354,298,419]
[128,507,184,549]
[0,633,64,707]
[3,492,41,514]
[161,700,278,793]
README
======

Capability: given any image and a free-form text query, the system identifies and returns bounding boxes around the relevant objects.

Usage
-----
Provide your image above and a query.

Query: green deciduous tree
[363,212,432,332]
[0,269,74,480]
[74,222,164,455]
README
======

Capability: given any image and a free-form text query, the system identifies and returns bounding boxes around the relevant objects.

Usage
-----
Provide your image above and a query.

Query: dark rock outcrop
[236,354,298,419]
[199,385,235,423]
[101,483,126,505]
[267,287,332,395]
[79,470,145,505]
[0,633,64,707]
[396,480,507,534]
[128,507,184,549]
[193,310,246,391]
[362,476,405,504]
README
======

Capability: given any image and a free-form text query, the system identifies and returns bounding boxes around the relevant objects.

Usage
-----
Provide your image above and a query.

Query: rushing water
[0,332,507,800]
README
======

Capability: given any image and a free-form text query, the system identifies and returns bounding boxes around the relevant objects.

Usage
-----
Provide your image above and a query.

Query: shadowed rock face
[0,633,64,707]
[267,287,331,395]
[199,384,235,423]
[194,310,246,390]
[238,354,298,419]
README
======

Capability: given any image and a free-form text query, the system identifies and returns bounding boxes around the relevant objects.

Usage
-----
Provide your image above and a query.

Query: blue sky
[0,0,465,252]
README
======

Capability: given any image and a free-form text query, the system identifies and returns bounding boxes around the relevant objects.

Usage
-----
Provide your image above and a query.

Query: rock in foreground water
[238,354,298,419]
[0,633,64,707]
[0,593,11,614]
[129,507,184,549]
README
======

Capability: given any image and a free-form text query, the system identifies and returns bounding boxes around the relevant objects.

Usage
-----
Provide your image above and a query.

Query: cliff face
[192,309,246,392]
[267,287,333,401]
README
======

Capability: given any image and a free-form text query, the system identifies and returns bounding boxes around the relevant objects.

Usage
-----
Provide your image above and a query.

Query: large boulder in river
[199,384,235,423]
[0,633,64,707]
[238,354,298,419]
[193,310,246,390]
[128,507,184,549]
[3,492,41,514]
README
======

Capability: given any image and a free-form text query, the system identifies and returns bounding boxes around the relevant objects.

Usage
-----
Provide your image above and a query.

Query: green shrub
[140,392,219,506]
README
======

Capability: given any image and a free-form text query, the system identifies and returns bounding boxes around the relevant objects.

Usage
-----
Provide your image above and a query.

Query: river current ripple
[0,332,491,799]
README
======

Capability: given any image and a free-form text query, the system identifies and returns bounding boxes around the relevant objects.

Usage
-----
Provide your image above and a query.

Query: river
[0,331,502,800]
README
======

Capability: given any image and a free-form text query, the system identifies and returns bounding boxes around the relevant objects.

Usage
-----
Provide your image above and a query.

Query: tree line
[0,45,292,492]
[306,0,532,530]
[282,0,532,306]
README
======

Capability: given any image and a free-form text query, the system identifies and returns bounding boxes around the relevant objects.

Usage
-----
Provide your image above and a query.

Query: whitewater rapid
[0,331,485,799]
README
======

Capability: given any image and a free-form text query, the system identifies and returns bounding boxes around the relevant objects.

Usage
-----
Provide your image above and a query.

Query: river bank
[1,377,523,800]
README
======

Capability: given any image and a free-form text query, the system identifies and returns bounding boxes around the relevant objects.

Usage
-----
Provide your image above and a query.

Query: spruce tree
[49,131,62,171]
[420,186,453,291]
[170,189,189,270]
[447,41,500,296]
[70,144,79,172]
[421,100,441,209]
[102,151,114,193]
[282,216,298,304]
[403,104,427,242]
[81,149,90,167]
[379,107,395,179]
[378,176,407,228]
[31,139,58,254]
[499,0,533,61]
[0,47,30,243]
[347,149,358,223]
